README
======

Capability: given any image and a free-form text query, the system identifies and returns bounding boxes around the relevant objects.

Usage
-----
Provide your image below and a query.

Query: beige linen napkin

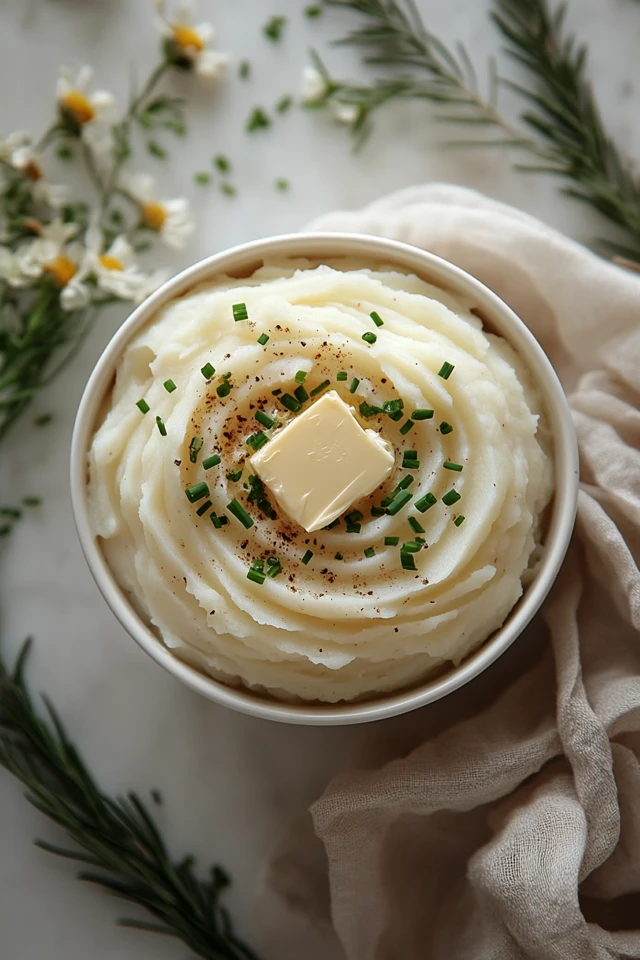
[258,185,640,960]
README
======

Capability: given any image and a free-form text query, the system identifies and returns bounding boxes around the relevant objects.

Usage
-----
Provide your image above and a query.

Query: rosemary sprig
[318,0,640,261]
[0,638,260,960]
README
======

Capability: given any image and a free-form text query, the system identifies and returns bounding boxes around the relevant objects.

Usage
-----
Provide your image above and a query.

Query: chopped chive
[189,437,203,463]
[382,398,403,418]
[147,140,167,160]
[246,106,271,132]
[185,482,209,503]
[227,499,254,528]
[412,408,434,420]
[399,475,414,490]
[370,311,384,327]
[257,333,270,345]
[403,450,418,459]
[196,499,212,517]
[203,454,221,470]
[415,492,437,513]
[382,476,414,507]
[408,516,425,534]
[232,302,248,321]
[384,536,400,546]
[226,467,243,482]
[359,400,382,419]
[0,525,10,537]
[201,362,215,379]
[439,421,453,435]
[454,515,466,527]
[279,393,302,413]
[219,516,228,525]
[35,413,53,427]
[56,143,73,160]
[22,497,41,507]
[364,547,376,558]
[194,171,211,185]
[247,568,266,584]
[214,154,231,173]
[221,372,232,379]
[301,549,313,565]
[349,377,360,394]
[163,379,177,393]
[402,458,420,470]
[294,384,309,404]
[136,399,150,414]
[402,541,422,553]
[220,182,237,197]
[210,512,222,529]
[310,379,331,397]
[295,370,308,384]
[334,552,343,560]
[399,420,414,436]
[264,14,287,40]
[438,361,455,380]
[266,557,282,578]
[156,416,167,436]
[275,177,290,191]
[443,461,463,472]
[400,551,417,571]
[0,507,21,519]
[335,371,348,382]
[324,517,341,530]
[345,510,363,524]
[442,489,461,506]
[305,3,322,15]
[371,506,387,517]
[255,409,276,429]
[246,431,269,451]
[386,490,413,515]
[346,523,361,533]
[239,59,251,79]
[276,95,293,114]
[271,387,282,396]
[217,381,232,398]
[362,332,377,345]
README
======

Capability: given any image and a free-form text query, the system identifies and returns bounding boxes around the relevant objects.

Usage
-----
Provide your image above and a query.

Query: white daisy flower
[124,172,194,250]
[10,144,69,209]
[0,131,29,163]
[0,248,32,288]
[155,0,229,78]
[300,66,327,104]
[79,219,169,303]
[56,66,116,161]
[16,220,80,281]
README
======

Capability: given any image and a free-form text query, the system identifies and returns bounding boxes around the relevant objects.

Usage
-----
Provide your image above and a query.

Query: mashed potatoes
[88,262,553,702]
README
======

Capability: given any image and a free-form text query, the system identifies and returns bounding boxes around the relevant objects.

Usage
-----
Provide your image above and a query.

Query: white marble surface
[0,0,637,957]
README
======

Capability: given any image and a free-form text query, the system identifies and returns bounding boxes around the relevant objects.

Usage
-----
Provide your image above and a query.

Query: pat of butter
[250,390,394,533]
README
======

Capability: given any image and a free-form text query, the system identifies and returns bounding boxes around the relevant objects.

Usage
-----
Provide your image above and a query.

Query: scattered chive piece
[255,409,276,429]
[382,475,414,506]
[401,551,417,571]
[189,437,203,463]
[404,450,418,460]
[370,311,384,327]
[226,467,243,482]
[219,516,228,526]
[295,370,308,384]
[264,14,287,40]
[454,515,466,527]
[349,377,360,394]
[402,458,420,470]
[266,558,282,578]
[399,420,414,436]
[271,387,282,396]
[0,507,21,519]
[201,362,215,379]
[412,408,434,420]
[443,461,463,472]
[301,549,313,565]
[386,490,413,515]
[232,302,248,321]
[275,177,290,191]
[196,499,212,517]
[362,332,377,345]
[305,3,322,15]
[35,413,53,427]
[136,399,150,414]
[194,171,211,185]
[220,183,237,197]
[239,59,251,79]
[0,525,10,537]
[246,431,269,451]
[279,393,302,413]
[246,107,271,132]
[310,379,331,397]
[210,512,222,529]
[371,506,387,517]
[156,416,167,436]
[276,96,293,114]
[203,454,221,470]
[294,384,309,403]
[415,492,437,513]
[217,381,232,398]
[147,140,167,160]
[185,482,209,503]
[364,547,376,558]
[346,523,362,533]
[438,361,455,380]
[334,552,343,560]
[442,489,461,506]
[247,561,266,585]
[336,371,348,381]
[163,379,177,393]
[257,333,270,345]
[227,498,254,528]
[56,143,73,160]
[382,399,403,418]
[345,510,363,524]
[221,372,232,379]
[399,476,415,490]
[22,497,41,507]
[384,536,400,546]
[408,516,425,534]
[439,421,454,435]
[324,517,340,530]
[359,400,381,419]
[214,154,231,173]
[402,541,422,553]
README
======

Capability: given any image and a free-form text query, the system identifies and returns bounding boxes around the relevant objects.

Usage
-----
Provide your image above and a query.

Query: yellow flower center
[43,254,77,287]
[172,24,205,51]
[62,90,95,125]
[24,161,42,182]
[99,253,124,272]
[142,201,167,231]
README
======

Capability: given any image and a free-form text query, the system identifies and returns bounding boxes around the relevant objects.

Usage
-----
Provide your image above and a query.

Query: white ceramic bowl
[70,233,578,725]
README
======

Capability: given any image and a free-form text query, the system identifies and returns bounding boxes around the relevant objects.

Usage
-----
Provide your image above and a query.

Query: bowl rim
[70,232,579,725]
